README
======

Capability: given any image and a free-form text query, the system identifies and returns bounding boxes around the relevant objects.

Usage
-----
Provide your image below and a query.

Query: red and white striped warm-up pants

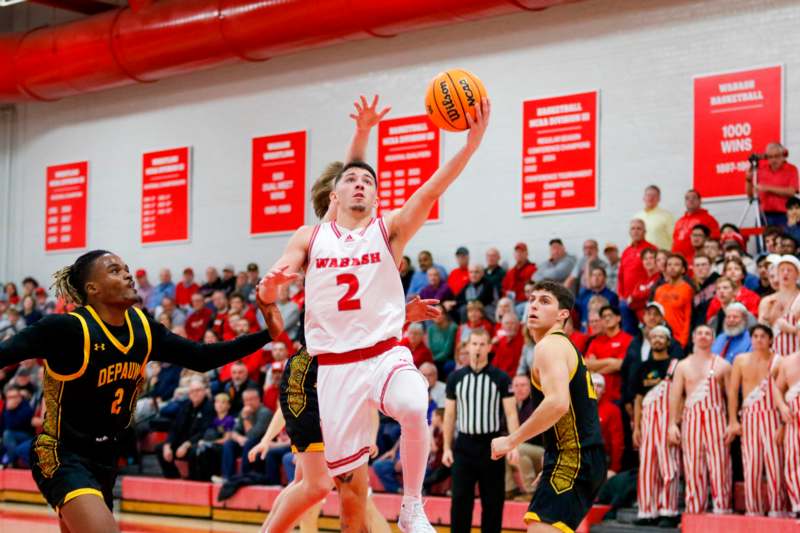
[741,405,786,515]
[682,404,732,514]
[784,391,800,513]
[637,391,680,518]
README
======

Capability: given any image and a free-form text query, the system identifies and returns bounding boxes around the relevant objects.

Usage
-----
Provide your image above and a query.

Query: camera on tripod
[748,152,766,166]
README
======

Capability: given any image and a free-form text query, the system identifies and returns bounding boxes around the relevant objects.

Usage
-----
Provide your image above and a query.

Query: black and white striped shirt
[446,365,512,435]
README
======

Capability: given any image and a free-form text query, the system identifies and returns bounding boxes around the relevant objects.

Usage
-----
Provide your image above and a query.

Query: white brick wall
[5,0,800,282]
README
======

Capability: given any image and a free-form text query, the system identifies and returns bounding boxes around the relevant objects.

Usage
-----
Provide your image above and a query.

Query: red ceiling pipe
[0,0,574,103]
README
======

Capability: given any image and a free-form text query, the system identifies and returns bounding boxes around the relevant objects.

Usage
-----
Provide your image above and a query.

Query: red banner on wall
[251,131,306,235]
[141,147,190,244]
[45,161,88,252]
[377,115,441,221]
[521,91,598,215]
[693,65,783,199]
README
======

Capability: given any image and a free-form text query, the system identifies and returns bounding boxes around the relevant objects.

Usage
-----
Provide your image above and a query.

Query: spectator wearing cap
[448,247,471,295]
[401,323,434,368]
[604,243,621,292]
[691,253,720,329]
[502,242,537,303]
[653,254,695,347]
[566,239,608,293]
[592,373,623,477]
[200,267,224,299]
[585,305,633,403]
[33,287,54,315]
[533,238,576,284]
[672,189,721,260]
[618,219,657,333]
[745,142,799,227]
[484,248,506,298]
[221,265,236,295]
[242,263,260,303]
[135,269,154,309]
[175,268,199,308]
[407,251,449,298]
[627,248,661,324]
[633,185,676,250]
[454,264,497,322]
[711,303,752,363]
[576,265,619,332]
[185,293,214,342]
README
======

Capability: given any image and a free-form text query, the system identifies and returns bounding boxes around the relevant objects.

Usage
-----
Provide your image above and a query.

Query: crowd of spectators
[2,149,800,524]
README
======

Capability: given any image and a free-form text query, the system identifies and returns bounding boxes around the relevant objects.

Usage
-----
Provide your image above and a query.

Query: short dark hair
[599,304,621,317]
[787,196,800,210]
[763,226,784,238]
[645,184,661,196]
[750,324,774,340]
[692,224,711,237]
[229,292,245,303]
[640,247,656,260]
[667,253,688,272]
[589,265,607,277]
[531,280,575,311]
[334,161,377,185]
[22,277,39,288]
[549,238,564,246]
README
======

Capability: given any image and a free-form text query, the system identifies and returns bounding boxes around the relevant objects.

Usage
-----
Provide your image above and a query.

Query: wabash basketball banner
[141,147,190,244]
[694,65,783,199]
[376,115,441,221]
[251,131,306,235]
[521,91,598,215]
[45,161,88,252]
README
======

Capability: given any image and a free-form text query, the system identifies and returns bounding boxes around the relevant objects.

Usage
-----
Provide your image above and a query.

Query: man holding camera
[746,142,799,227]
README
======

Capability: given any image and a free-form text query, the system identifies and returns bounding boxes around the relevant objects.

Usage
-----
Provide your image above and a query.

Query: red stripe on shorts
[327,446,371,469]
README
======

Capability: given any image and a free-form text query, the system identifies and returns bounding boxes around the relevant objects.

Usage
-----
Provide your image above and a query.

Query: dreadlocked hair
[51,249,111,306]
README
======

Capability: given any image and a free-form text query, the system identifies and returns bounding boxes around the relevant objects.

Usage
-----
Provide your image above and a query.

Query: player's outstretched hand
[258,266,299,303]
[350,95,391,131]
[490,435,514,460]
[465,97,490,153]
[248,440,269,462]
[406,296,441,322]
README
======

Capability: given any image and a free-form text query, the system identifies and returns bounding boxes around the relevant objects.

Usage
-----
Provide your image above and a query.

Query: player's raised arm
[259,225,315,303]
[385,98,490,252]
[346,95,390,164]
[492,335,570,458]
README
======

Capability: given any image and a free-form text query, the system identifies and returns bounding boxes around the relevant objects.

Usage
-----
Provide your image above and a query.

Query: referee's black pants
[450,433,505,533]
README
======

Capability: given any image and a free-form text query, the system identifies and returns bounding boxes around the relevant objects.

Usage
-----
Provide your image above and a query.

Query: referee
[443,328,519,533]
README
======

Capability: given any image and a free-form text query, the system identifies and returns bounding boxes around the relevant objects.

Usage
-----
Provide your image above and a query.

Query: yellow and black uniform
[279,347,323,453]
[0,304,272,512]
[526,332,606,533]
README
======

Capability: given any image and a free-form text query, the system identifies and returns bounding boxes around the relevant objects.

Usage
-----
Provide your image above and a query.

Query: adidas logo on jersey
[315,252,381,269]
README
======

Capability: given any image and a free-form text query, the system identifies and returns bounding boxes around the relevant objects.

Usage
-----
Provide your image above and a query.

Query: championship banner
[521,91,598,215]
[251,131,306,235]
[693,65,783,199]
[141,147,190,244]
[45,161,88,252]
[377,115,441,221]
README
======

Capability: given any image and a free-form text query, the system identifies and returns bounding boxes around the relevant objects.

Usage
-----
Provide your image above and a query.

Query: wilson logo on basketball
[315,252,381,269]
[438,80,461,122]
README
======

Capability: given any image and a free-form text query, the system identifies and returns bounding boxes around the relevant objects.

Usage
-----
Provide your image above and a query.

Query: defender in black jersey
[0,250,283,533]
[280,347,324,453]
[491,281,606,533]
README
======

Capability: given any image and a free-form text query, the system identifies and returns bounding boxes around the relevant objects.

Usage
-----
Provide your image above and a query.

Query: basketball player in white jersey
[260,96,490,532]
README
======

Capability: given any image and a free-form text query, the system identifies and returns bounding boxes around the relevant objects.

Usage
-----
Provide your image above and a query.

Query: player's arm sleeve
[150,319,272,372]
[0,314,85,376]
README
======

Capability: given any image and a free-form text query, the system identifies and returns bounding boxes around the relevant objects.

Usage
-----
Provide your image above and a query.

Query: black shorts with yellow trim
[279,349,324,453]
[30,434,116,513]
[524,446,606,533]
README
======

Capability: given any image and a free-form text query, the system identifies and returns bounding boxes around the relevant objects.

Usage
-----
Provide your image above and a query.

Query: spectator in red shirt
[455,301,494,349]
[262,362,284,412]
[746,142,799,227]
[672,189,721,260]
[591,373,623,477]
[619,218,657,333]
[401,323,433,368]
[628,248,661,322]
[502,242,537,303]
[448,247,471,295]
[491,313,524,376]
[585,305,633,403]
[705,258,761,321]
[175,267,199,309]
[210,290,229,339]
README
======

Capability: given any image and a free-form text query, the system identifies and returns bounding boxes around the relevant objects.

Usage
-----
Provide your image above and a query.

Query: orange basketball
[425,69,487,132]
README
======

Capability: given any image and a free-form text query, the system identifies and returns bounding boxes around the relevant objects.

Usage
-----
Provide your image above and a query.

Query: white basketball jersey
[304,218,405,356]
